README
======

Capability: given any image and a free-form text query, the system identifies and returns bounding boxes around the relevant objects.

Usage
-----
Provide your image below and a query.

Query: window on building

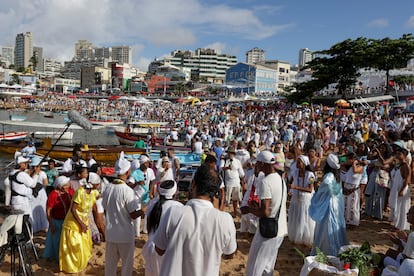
[279,68,285,73]
[279,76,285,81]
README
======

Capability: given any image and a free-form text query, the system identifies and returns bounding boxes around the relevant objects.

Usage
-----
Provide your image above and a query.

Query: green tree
[11,73,20,84]
[367,34,414,91]
[30,55,38,71]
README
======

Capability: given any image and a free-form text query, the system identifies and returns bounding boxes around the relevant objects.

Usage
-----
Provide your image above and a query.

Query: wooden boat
[114,121,173,146]
[0,139,146,164]
[0,131,28,141]
[89,118,124,126]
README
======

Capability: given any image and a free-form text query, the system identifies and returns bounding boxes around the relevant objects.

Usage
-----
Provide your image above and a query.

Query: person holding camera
[220,147,245,218]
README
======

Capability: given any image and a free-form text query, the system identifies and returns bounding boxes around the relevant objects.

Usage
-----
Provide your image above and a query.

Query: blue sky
[0,0,413,70]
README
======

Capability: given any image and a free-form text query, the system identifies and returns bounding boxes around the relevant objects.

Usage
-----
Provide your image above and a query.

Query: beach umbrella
[301,102,309,105]
[335,99,347,104]
[108,95,120,101]
[176,98,184,103]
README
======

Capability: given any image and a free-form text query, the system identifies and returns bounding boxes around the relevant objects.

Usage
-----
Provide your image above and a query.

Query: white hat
[158,180,177,199]
[54,176,70,188]
[115,154,131,175]
[139,155,150,163]
[17,156,30,164]
[88,172,101,185]
[257,151,276,164]
[298,155,310,166]
[326,153,340,170]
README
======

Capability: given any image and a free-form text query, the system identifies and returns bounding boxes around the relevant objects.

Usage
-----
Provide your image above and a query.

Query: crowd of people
[5,97,414,275]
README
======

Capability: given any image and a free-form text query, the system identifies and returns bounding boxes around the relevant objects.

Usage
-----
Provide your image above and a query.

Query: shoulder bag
[259,180,284,238]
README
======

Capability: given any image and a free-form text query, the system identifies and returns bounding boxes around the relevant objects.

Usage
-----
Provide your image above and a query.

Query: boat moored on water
[0,131,29,141]
[0,138,146,165]
[32,131,73,140]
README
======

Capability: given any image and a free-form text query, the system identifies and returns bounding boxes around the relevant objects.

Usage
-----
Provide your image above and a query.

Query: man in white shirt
[61,148,87,176]
[9,156,37,217]
[154,164,237,276]
[220,147,245,217]
[241,150,288,276]
[102,156,144,276]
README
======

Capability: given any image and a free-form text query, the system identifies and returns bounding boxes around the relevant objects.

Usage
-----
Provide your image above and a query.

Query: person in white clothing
[143,180,183,276]
[157,157,175,183]
[102,155,144,276]
[241,150,288,276]
[29,156,49,233]
[220,147,245,217]
[154,164,237,276]
[61,148,87,176]
[9,156,37,217]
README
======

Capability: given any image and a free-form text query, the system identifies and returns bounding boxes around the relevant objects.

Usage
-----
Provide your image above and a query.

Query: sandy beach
[0,205,399,276]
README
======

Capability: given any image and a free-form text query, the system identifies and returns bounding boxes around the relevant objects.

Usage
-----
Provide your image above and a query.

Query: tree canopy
[288,34,414,103]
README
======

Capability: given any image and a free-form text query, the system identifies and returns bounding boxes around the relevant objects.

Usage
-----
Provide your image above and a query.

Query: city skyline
[0,0,414,71]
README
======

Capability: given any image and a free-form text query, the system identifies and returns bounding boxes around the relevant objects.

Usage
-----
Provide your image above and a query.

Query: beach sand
[0,208,398,276]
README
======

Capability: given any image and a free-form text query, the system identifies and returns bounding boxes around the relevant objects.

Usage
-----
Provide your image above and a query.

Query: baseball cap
[257,151,276,164]
[17,156,30,164]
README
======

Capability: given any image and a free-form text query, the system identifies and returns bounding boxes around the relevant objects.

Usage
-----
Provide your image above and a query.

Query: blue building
[225,62,277,94]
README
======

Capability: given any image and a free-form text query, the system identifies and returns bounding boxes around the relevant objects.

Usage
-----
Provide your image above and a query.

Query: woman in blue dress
[309,153,349,256]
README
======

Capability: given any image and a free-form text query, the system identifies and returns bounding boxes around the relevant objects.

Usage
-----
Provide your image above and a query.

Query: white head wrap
[158,181,177,199]
[115,151,131,175]
[298,155,310,166]
[326,153,340,169]
[54,176,70,188]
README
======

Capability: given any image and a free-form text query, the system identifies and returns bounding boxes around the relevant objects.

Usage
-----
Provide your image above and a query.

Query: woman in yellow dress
[59,176,99,273]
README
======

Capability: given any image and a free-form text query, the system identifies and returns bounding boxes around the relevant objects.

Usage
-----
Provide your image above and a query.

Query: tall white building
[298,48,314,68]
[14,32,34,69]
[169,48,237,83]
[1,46,14,67]
[41,58,63,78]
[246,47,265,64]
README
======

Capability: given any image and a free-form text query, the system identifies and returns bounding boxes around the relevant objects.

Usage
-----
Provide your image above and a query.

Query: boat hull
[0,132,28,141]
[33,131,73,140]
[0,142,146,164]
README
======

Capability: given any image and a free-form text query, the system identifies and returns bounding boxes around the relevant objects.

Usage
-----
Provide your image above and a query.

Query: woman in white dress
[341,153,364,228]
[29,156,49,233]
[389,147,411,230]
[288,154,316,246]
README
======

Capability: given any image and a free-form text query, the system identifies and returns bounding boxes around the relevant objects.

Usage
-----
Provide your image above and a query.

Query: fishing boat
[89,118,124,126]
[0,131,29,141]
[0,138,146,164]
[114,121,172,145]
[32,131,73,140]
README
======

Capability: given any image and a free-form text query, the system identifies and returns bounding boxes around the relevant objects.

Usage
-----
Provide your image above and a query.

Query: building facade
[1,46,14,67]
[41,58,63,78]
[258,60,291,94]
[14,32,33,69]
[298,48,314,69]
[246,47,265,64]
[33,46,43,72]
[226,62,277,94]
[62,57,110,80]
[169,48,237,84]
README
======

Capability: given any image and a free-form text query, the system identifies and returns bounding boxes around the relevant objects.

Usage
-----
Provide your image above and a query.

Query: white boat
[0,131,28,141]
[33,131,73,140]
[10,114,27,121]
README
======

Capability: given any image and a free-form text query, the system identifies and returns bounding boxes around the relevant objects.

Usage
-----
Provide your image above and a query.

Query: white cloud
[202,42,227,54]
[367,18,389,28]
[0,0,289,68]
[407,16,414,28]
